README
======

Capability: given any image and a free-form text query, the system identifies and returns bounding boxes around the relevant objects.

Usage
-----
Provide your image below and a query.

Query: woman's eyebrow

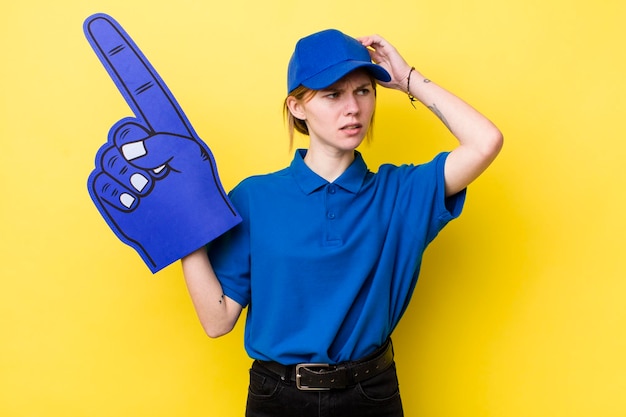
[324,82,372,91]
[322,81,372,93]
[322,85,343,92]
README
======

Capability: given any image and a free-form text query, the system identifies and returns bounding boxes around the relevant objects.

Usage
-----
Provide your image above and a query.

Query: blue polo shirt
[208,149,465,365]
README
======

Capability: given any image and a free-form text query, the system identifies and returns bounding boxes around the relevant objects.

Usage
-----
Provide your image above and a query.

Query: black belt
[256,339,394,391]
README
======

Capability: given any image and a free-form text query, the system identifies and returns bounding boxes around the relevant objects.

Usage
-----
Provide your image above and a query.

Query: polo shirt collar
[291,149,368,195]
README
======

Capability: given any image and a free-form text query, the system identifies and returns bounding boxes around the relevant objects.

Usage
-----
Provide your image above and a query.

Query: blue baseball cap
[287,29,391,94]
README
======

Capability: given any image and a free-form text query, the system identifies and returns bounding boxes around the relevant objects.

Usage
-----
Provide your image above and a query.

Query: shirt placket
[324,184,342,246]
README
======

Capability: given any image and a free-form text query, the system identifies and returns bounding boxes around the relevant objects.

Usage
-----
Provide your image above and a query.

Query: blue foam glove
[85,14,241,273]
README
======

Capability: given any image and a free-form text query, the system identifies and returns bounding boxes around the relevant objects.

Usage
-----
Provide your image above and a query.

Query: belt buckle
[295,363,331,391]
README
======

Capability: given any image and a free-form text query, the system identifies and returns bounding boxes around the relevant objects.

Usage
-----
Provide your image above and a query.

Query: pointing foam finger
[84,14,195,137]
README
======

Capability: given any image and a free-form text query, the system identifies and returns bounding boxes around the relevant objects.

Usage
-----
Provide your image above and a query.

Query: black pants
[245,360,404,417]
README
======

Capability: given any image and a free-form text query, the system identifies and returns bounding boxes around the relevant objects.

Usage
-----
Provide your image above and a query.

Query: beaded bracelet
[407,67,417,107]
[407,66,431,108]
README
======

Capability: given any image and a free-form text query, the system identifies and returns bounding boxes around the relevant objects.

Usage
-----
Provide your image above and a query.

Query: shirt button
[328,185,336,194]
[327,212,336,219]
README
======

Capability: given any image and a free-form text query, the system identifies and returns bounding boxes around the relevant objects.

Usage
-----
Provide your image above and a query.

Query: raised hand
[84,14,241,273]
[357,34,412,91]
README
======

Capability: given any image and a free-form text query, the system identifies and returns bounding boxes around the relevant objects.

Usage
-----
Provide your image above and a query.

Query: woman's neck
[303,147,356,183]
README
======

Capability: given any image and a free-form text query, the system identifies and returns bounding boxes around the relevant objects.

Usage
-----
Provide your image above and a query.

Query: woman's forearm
[181,247,242,338]
[407,70,503,195]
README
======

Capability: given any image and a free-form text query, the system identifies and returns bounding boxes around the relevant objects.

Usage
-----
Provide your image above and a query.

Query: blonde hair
[283,74,378,150]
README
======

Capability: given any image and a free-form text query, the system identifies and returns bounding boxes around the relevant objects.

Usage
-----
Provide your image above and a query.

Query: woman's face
[289,70,376,155]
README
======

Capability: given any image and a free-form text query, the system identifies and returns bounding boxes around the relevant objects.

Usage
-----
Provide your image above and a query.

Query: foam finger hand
[100,146,153,196]
[91,171,139,211]
[112,120,169,178]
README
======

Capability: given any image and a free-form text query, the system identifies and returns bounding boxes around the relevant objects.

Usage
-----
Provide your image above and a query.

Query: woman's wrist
[403,66,431,107]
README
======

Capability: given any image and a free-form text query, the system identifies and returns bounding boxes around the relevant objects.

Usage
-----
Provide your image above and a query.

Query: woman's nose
[343,94,360,115]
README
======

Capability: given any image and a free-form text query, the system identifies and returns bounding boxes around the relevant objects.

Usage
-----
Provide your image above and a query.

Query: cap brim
[301,61,391,90]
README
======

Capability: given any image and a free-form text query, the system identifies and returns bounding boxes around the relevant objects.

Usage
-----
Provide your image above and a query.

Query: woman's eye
[357,88,371,96]
[326,92,339,99]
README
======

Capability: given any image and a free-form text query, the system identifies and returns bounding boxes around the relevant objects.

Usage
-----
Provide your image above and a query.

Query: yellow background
[2,0,625,416]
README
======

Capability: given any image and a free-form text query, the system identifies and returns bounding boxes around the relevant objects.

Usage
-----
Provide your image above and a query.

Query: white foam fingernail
[153,165,166,174]
[130,173,149,192]
[120,193,135,209]
[122,141,147,160]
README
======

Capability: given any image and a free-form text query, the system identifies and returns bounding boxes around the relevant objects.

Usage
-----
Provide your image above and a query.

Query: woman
[182,29,503,416]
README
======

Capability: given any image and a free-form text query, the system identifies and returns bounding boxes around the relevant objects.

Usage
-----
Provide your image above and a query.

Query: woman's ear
[286,96,306,120]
